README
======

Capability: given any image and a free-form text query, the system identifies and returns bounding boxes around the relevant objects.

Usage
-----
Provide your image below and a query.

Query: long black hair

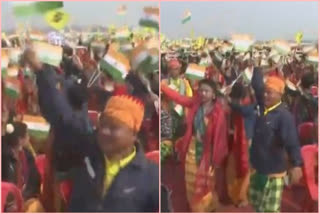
[198,79,218,94]
[3,122,28,149]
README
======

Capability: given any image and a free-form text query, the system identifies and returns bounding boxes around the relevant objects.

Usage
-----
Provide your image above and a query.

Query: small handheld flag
[182,10,191,24]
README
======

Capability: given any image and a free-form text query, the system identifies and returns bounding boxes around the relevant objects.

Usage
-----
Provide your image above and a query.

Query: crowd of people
[1,24,160,212]
[160,36,318,212]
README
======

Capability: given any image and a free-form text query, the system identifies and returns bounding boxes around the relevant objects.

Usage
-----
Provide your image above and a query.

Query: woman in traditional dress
[161,59,193,141]
[226,83,256,207]
[161,79,228,212]
[2,122,44,212]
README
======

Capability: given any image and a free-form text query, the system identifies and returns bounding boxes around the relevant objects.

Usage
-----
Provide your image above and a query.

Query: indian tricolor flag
[33,42,63,67]
[9,48,22,64]
[139,7,159,30]
[2,49,9,77]
[7,66,19,78]
[5,77,21,99]
[100,47,130,82]
[117,5,127,16]
[29,31,47,42]
[182,10,191,24]
[22,115,50,140]
[119,42,133,54]
[12,1,63,17]
[307,49,318,64]
[185,63,206,80]
[114,27,131,41]
[273,40,291,55]
[130,44,150,71]
[149,48,159,66]
[230,34,255,52]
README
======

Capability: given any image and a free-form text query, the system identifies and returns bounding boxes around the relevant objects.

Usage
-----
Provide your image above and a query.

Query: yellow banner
[295,31,303,44]
[45,9,70,30]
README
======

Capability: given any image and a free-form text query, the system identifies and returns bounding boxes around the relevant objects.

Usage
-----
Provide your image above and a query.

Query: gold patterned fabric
[185,138,219,212]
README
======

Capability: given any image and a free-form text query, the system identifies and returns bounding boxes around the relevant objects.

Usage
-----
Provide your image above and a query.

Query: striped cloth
[249,173,284,212]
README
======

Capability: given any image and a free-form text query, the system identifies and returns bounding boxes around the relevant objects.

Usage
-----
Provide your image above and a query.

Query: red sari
[162,84,228,211]
[226,112,250,205]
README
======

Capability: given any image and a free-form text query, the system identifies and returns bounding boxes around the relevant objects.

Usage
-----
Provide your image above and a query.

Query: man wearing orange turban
[249,75,302,212]
[22,49,159,212]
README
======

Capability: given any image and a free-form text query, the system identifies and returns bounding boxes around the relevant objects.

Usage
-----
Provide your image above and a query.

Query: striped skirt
[185,137,219,212]
[226,151,250,206]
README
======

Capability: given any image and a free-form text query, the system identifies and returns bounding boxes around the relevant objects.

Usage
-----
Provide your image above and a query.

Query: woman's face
[169,68,180,78]
[18,133,29,151]
[198,83,215,103]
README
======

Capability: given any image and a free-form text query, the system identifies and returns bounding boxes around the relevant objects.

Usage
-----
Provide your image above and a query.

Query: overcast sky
[1,1,318,41]
[161,1,318,41]
[1,1,158,31]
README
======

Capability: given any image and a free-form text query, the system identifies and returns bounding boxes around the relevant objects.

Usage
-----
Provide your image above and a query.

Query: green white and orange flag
[130,44,150,71]
[7,66,19,78]
[28,30,47,42]
[9,48,23,64]
[100,46,131,82]
[12,1,63,17]
[273,40,291,55]
[33,41,63,67]
[139,7,159,30]
[230,34,255,52]
[117,5,127,16]
[5,77,21,99]
[182,10,191,24]
[22,115,50,140]
[185,63,206,80]
[114,27,131,41]
[307,49,318,64]
[1,49,9,77]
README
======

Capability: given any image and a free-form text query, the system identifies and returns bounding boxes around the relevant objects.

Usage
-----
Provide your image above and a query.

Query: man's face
[97,115,136,156]
[264,86,282,108]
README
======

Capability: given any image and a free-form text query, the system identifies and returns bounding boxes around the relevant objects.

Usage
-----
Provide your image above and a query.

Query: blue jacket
[36,65,159,212]
[250,68,302,175]
[250,103,302,175]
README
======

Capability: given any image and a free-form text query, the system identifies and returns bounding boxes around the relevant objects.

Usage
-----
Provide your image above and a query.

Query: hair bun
[6,124,14,134]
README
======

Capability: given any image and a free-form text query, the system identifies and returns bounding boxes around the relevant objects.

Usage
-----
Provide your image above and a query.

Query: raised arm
[35,64,88,134]
[161,83,194,108]
[251,67,265,114]
[21,49,88,135]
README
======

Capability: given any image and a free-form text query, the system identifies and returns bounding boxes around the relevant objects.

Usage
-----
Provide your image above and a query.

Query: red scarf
[176,101,228,204]
[231,113,249,178]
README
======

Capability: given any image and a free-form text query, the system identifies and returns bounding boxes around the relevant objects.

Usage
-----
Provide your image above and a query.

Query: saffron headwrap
[103,95,145,132]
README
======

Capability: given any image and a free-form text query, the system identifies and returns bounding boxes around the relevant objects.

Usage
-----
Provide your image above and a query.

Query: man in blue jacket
[22,49,159,212]
[249,75,303,212]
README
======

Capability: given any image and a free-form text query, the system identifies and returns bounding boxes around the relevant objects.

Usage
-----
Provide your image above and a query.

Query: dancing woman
[161,79,228,212]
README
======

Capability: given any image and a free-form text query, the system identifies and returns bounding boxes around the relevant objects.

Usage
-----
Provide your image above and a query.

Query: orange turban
[103,95,144,132]
[265,76,285,94]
